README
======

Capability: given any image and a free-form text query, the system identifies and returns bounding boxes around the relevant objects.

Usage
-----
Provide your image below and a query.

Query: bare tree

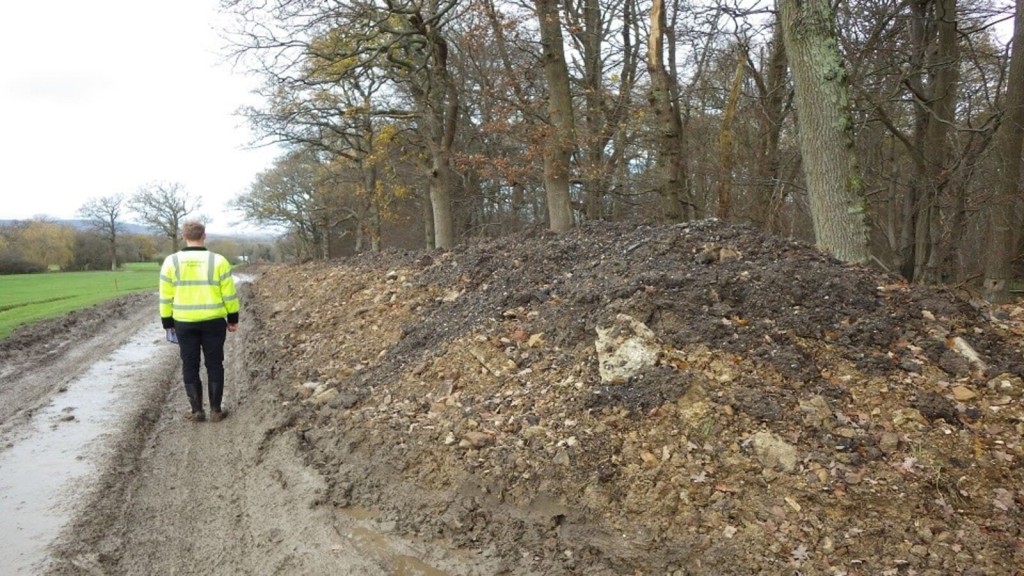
[129,182,201,252]
[647,0,689,222]
[563,0,639,220]
[77,194,125,271]
[747,15,790,232]
[984,0,1024,303]
[219,0,1017,287]
[716,45,745,220]
[894,0,961,282]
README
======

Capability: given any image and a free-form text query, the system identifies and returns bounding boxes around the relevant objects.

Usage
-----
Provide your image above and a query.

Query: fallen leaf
[791,544,809,562]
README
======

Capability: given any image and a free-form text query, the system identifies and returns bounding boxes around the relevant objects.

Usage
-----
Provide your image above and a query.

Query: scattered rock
[987,373,1023,397]
[913,392,959,424]
[312,388,339,405]
[462,431,493,449]
[879,432,900,454]
[748,431,798,473]
[594,314,660,384]
[892,407,929,428]
[951,385,977,401]
[798,395,832,428]
[328,393,360,409]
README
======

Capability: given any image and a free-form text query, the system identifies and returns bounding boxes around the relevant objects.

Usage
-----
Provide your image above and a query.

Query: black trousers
[175,319,227,413]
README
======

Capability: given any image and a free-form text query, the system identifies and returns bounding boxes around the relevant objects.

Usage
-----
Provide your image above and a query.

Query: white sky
[0,0,280,234]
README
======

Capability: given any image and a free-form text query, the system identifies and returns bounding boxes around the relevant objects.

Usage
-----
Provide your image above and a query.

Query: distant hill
[0,219,276,241]
[0,218,154,235]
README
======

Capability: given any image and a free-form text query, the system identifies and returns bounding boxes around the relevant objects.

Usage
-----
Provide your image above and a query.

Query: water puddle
[393,554,451,576]
[0,327,176,574]
[347,524,450,576]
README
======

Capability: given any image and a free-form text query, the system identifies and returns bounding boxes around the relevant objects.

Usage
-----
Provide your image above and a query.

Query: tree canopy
[222,0,1023,296]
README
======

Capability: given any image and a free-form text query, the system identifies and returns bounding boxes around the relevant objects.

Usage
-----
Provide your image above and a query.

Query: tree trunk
[895,0,960,282]
[578,0,606,221]
[422,187,436,250]
[919,0,959,283]
[751,18,789,232]
[364,165,382,252]
[716,49,745,220]
[109,221,118,271]
[404,1,459,249]
[779,0,870,264]
[647,0,687,221]
[896,2,929,280]
[429,157,456,249]
[984,0,1024,302]
[535,0,575,233]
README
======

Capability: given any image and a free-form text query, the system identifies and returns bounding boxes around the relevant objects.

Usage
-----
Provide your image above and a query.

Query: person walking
[159,220,239,423]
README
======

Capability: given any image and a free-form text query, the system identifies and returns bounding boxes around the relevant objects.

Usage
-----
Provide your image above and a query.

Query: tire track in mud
[0,293,156,445]
[0,301,180,574]
[45,285,504,575]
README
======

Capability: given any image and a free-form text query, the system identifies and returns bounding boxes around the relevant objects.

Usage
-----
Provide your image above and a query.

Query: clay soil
[11,220,1024,575]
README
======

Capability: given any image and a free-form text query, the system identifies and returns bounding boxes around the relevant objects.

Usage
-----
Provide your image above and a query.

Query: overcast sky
[0,0,280,234]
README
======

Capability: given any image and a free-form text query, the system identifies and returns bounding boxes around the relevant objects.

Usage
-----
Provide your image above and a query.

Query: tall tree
[228,0,461,249]
[779,0,870,264]
[748,15,790,232]
[77,194,125,271]
[129,182,201,252]
[716,45,746,220]
[563,0,639,221]
[405,0,462,248]
[900,0,961,282]
[535,0,576,233]
[984,0,1024,303]
[646,0,689,221]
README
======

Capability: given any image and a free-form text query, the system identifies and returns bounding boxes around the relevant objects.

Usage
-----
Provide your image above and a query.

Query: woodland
[223,0,1024,301]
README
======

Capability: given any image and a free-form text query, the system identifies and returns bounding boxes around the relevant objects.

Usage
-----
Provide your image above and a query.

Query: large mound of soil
[247,221,1024,575]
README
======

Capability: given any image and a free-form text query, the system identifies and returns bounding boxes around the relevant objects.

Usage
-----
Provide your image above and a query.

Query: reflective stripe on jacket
[159,248,239,326]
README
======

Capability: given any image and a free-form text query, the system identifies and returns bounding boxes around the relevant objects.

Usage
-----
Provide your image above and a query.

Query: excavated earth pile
[248,220,1024,575]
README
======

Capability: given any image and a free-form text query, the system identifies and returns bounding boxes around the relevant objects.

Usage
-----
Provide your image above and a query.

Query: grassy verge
[0,264,159,340]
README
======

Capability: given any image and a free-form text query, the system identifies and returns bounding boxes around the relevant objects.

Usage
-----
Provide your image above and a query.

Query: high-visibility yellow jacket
[159,247,239,328]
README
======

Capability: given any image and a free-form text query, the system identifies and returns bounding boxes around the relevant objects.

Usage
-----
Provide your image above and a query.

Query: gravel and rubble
[248,220,1024,575]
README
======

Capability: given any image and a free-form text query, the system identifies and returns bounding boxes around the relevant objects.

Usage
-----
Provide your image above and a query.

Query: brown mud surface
[13,221,1024,575]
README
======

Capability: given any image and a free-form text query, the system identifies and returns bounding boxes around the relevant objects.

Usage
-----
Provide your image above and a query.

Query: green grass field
[0,263,160,340]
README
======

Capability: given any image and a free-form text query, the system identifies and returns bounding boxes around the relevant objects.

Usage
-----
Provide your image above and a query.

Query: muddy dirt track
[1,220,1023,575]
[0,289,495,575]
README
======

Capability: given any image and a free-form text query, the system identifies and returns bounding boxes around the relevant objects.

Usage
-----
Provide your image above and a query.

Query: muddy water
[340,507,452,575]
[0,327,177,574]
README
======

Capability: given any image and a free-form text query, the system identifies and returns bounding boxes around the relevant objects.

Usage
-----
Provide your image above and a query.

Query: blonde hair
[182,221,206,241]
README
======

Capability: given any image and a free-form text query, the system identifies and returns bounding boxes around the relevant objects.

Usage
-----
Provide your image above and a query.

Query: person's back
[159,221,239,423]
[160,249,236,323]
